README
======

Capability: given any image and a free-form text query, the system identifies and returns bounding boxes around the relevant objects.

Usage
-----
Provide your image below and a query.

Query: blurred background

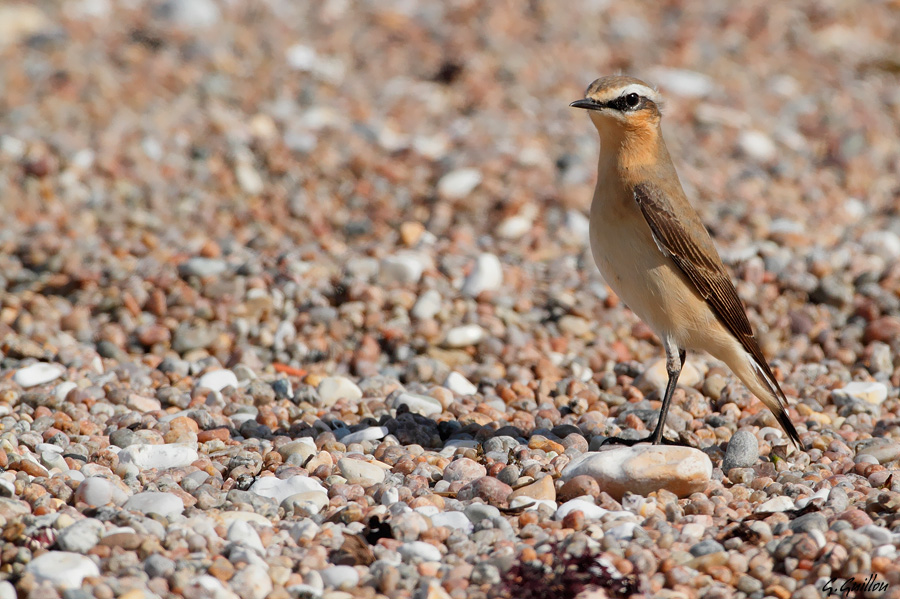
[0,0,898,388]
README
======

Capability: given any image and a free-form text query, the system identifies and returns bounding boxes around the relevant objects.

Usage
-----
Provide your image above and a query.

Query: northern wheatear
[570,75,800,447]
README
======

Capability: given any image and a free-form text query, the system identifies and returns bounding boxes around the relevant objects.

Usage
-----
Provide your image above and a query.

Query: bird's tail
[721,348,801,447]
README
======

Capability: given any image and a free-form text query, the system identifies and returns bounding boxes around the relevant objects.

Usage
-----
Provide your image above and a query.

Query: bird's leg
[648,341,685,445]
[601,340,685,447]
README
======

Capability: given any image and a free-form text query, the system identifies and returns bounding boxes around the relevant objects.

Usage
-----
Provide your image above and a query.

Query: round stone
[117,444,199,470]
[249,475,326,504]
[123,491,184,517]
[722,430,759,472]
[337,458,386,487]
[26,551,100,589]
[196,369,239,392]
[13,363,65,388]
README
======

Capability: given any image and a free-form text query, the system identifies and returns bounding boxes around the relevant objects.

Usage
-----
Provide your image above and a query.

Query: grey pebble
[144,554,176,578]
[689,539,724,557]
[722,430,759,472]
[56,518,104,553]
[789,512,828,534]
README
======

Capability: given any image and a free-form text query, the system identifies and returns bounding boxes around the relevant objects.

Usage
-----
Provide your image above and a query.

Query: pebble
[738,130,777,162]
[340,426,389,444]
[507,474,555,502]
[57,518,104,553]
[756,496,795,513]
[399,541,442,563]
[856,439,900,464]
[26,552,100,589]
[649,67,715,97]
[249,475,327,504]
[411,290,442,319]
[179,257,228,278]
[337,458,386,486]
[555,499,611,521]
[196,369,239,391]
[158,0,221,29]
[321,565,359,590]
[444,324,486,348]
[633,358,702,394]
[380,252,427,284]
[230,564,272,599]
[832,381,888,405]
[722,430,759,472]
[561,446,712,499]
[388,392,443,417]
[13,362,65,388]
[118,444,199,470]
[443,458,486,484]
[461,253,503,297]
[317,377,363,407]
[437,168,482,199]
[456,476,513,504]
[74,476,130,506]
[123,491,185,517]
[444,371,477,395]
[430,511,473,534]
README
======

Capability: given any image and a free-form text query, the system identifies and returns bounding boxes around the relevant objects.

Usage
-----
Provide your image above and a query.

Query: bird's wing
[633,182,800,444]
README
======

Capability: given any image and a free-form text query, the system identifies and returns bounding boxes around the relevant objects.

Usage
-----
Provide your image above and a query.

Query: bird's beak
[569,98,602,111]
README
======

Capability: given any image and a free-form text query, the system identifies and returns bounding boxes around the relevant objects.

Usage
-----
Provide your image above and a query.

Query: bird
[570,75,800,447]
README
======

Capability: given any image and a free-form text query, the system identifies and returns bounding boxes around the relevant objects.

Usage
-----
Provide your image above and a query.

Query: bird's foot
[599,435,648,447]
[599,434,686,447]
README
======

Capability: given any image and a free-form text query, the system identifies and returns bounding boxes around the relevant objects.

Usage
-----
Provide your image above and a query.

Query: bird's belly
[589,208,715,345]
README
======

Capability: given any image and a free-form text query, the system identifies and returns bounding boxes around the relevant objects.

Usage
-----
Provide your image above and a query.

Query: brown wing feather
[633,183,800,445]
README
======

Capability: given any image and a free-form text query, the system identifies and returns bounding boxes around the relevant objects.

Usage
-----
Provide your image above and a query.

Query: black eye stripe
[606,93,644,111]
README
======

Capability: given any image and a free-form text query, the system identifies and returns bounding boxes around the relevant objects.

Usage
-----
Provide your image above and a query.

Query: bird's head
[570,76,664,134]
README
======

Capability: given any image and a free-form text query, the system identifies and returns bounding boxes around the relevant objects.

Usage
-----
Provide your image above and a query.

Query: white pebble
[649,67,715,98]
[412,289,442,319]
[444,371,477,396]
[555,499,609,521]
[497,215,533,239]
[13,363,65,388]
[399,541,442,563]
[861,230,900,260]
[445,324,485,347]
[123,491,184,517]
[755,495,795,513]
[380,252,427,284]
[561,446,712,500]
[337,458,386,487]
[738,130,777,162]
[340,426,389,444]
[73,476,129,506]
[389,392,443,417]
[227,519,265,554]
[437,168,482,199]
[54,381,78,401]
[317,376,362,407]
[118,444,199,470]
[288,520,320,544]
[321,565,359,589]
[26,551,99,590]
[461,253,503,297]
[833,381,888,405]
[249,475,326,504]
[197,369,238,392]
[236,162,264,195]
[380,487,400,506]
[430,511,473,534]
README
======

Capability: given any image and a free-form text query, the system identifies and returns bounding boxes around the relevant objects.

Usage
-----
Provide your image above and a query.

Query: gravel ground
[1,1,900,598]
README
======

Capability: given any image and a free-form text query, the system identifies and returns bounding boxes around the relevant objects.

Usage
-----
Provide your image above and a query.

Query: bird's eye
[625,93,640,108]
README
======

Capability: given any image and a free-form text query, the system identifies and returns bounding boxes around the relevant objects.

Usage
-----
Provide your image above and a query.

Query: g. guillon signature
[822,574,889,597]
